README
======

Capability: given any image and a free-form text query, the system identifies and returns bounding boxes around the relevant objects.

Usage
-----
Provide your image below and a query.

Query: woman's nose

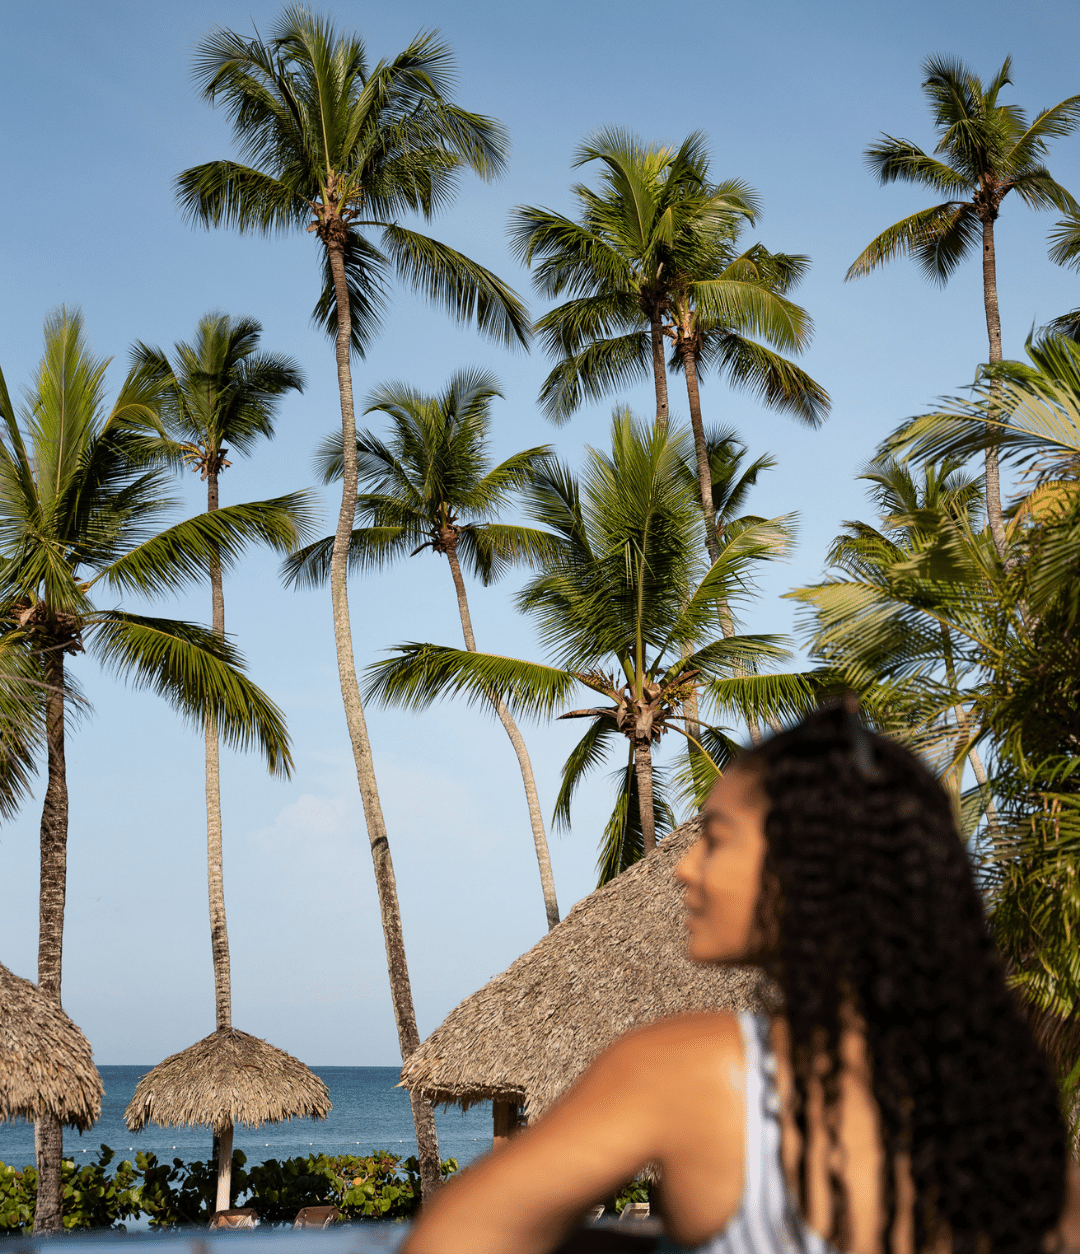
[674,839,701,885]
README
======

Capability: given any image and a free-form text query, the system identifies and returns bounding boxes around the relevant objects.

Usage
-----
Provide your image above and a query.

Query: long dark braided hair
[742,705,1067,1252]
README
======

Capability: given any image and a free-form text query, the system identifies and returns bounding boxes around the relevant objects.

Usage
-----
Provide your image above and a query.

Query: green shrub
[0,1146,460,1231]
[0,1146,143,1232]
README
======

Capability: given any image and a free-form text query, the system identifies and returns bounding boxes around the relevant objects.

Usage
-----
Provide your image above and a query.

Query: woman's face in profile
[676,767,768,964]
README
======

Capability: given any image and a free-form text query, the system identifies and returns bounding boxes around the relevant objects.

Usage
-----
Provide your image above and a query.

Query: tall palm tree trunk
[682,344,764,746]
[682,344,720,564]
[325,234,441,1199]
[981,216,1008,557]
[649,312,669,432]
[634,739,657,854]
[34,646,67,1235]
[205,469,232,1036]
[204,467,235,1213]
[444,544,559,930]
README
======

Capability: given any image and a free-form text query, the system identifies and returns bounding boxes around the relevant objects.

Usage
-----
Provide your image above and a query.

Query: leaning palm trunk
[682,347,719,561]
[325,235,441,1198]
[204,467,235,1212]
[445,544,559,930]
[33,646,67,1234]
[681,344,765,746]
[981,218,1008,558]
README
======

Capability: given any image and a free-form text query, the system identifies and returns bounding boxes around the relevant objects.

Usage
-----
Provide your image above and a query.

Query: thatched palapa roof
[124,1028,331,1134]
[400,819,769,1118]
[0,962,103,1130]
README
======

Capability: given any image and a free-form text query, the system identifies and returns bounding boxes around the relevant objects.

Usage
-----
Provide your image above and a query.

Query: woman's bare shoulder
[591,1011,746,1094]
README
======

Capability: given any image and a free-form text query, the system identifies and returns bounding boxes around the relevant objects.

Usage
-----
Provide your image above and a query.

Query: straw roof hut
[0,962,102,1130]
[400,818,770,1134]
[124,1028,331,1134]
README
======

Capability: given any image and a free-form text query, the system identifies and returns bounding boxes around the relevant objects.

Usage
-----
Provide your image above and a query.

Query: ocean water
[0,1066,493,1172]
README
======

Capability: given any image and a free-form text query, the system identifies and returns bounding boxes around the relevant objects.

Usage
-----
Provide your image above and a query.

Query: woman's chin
[684,932,722,965]
[684,928,748,966]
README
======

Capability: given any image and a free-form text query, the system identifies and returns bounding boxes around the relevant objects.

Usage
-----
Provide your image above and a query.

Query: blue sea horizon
[0,1066,493,1173]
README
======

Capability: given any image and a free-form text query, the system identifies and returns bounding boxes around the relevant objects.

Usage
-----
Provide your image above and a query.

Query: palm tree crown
[177,8,529,354]
[365,413,810,882]
[0,312,298,769]
[848,55,1080,286]
[134,313,304,484]
[790,458,1000,810]
[511,129,762,426]
[284,368,555,586]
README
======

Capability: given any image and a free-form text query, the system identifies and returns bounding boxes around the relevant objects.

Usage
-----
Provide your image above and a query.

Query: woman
[403,707,1080,1253]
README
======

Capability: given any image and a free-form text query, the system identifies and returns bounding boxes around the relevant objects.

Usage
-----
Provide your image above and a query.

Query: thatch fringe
[400,819,769,1118]
[124,1029,331,1134]
[0,962,102,1130]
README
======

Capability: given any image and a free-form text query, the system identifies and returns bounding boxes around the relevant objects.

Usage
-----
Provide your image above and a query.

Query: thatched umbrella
[125,1028,331,1209]
[400,818,769,1139]
[0,962,102,1130]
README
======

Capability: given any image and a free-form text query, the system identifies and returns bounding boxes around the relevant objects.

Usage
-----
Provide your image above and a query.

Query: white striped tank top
[697,1011,837,1254]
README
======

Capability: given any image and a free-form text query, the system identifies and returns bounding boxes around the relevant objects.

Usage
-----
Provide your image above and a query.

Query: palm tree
[0,310,301,1232]
[134,313,304,1041]
[176,9,530,1194]
[364,413,811,883]
[847,54,1080,554]
[132,314,306,1207]
[510,129,759,429]
[510,129,827,661]
[284,369,562,928]
[789,458,1000,821]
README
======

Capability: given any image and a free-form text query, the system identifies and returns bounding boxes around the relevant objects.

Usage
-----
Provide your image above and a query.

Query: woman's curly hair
[743,704,1067,1253]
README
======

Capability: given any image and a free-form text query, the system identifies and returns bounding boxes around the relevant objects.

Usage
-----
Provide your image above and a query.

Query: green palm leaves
[849,55,1080,553]
[0,309,300,770]
[366,413,811,883]
[848,55,1080,285]
[284,369,556,587]
[511,128,824,434]
[177,9,528,353]
[790,459,996,807]
[283,369,563,928]
[133,312,304,474]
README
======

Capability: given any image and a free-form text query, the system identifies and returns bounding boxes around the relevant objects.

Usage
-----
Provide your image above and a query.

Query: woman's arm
[401,1013,745,1254]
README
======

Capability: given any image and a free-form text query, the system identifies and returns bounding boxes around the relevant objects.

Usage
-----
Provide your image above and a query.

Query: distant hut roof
[400,819,769,1118]
[0,962,103,1131]
[124,1029,331,1134]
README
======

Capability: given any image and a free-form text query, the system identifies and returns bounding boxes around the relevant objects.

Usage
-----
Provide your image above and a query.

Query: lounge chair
[293,1205,341,1229]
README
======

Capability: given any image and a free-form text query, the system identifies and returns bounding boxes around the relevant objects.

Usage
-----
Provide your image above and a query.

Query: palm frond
[364,643,577,720]
[88,612,292,775]
[100,494,318,598]
[312,229,390,359]
[380,224,530,348]
[551,716,619,831]
[595,750,675,886]
[847,202,980,284]
[536,333,651,423]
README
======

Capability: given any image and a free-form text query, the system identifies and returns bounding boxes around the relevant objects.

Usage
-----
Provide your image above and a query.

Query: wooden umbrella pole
[216,1122,234,1213]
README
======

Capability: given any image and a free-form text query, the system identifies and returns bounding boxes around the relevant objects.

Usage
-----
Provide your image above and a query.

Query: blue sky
[2,0,1079,1067]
